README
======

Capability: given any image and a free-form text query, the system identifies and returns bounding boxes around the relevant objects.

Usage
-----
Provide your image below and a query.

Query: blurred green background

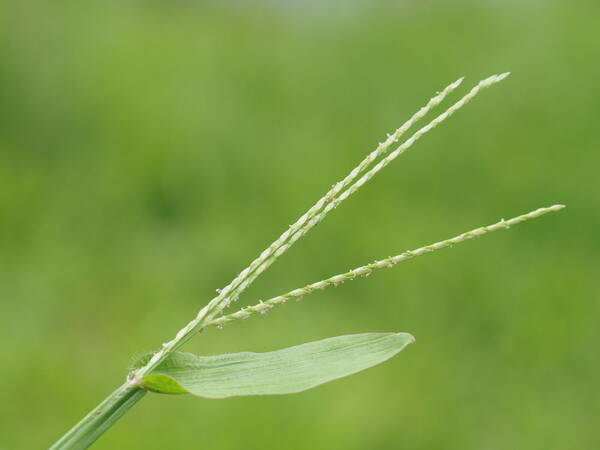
[1,1,598,449]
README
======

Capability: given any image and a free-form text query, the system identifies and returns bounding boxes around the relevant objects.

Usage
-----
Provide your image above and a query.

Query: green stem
[50,382,146,450]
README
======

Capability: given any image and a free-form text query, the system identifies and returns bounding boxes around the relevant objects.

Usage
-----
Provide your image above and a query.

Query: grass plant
[50,73,564,449]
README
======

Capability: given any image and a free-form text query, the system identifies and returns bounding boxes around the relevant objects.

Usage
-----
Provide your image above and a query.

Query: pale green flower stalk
[52,73,564,450]
[209,204,565,327]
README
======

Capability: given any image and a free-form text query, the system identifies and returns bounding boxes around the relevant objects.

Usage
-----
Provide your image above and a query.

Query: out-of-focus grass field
[1,1,598,449]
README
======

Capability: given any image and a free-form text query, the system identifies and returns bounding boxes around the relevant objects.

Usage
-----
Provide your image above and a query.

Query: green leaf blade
[141,332,414,398]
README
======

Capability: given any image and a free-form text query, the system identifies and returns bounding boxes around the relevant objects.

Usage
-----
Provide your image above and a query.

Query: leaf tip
[396,332,416,345]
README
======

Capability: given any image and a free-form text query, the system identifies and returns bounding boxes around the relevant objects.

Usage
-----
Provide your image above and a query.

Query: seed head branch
[209,204,564,328]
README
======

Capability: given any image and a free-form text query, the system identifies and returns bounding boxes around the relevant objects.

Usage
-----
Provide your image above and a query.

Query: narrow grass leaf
[140,332,415,398]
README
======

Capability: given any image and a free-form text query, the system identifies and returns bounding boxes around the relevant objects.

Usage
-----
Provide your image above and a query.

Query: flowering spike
[208,205,564,328]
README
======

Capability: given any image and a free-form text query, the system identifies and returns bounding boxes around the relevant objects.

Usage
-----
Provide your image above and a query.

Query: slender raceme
[209,204,564,327]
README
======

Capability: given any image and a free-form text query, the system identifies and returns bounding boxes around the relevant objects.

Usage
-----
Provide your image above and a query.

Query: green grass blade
[140,333,415,398]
